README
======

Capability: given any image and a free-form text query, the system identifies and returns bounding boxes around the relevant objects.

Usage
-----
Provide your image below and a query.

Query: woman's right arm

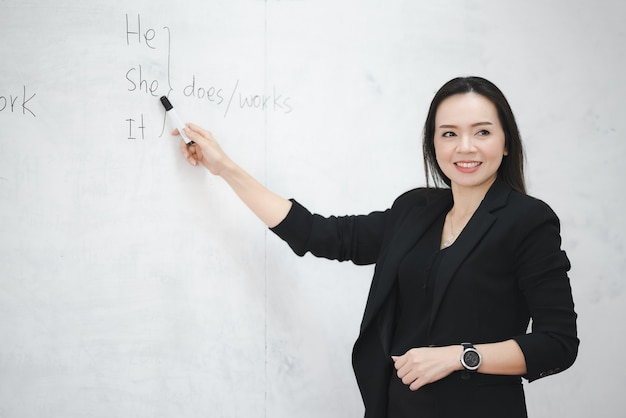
[177,123,292,228]
[178,123,390,265]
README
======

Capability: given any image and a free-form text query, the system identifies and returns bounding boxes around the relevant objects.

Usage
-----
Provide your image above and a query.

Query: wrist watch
[460,342,482,371]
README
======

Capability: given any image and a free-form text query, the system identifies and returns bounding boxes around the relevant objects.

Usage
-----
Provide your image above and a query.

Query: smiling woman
[434,93,508,193]
[175,76,578,418]
[423,77,526,195]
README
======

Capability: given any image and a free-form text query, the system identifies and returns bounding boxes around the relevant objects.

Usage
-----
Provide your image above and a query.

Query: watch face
[463,350,481,368]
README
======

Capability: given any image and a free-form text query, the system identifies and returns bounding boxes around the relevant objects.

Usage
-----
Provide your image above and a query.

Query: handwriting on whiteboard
[0,86,37,117]
[123,13,293,140]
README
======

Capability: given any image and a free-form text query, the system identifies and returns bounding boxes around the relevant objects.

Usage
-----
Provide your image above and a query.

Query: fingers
[181,124,205,145]
[395,365,423,391]
[392,354,414,384]
[184,123,216,145]
[184,122,208,135]
[172,123,225,172]
[173,128,199,166]
[172,123,211,145]
[391,355,404,369]
[173,125,208,167]
[392,354,415,387]
[409,377,426,391]
[391,349,435,392]
[180,138,198,166]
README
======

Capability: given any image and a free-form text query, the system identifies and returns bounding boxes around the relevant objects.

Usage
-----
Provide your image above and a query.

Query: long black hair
[422,76,526,194]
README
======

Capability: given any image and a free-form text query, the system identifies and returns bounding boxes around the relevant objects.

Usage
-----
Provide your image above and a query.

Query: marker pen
[160,96,194,144]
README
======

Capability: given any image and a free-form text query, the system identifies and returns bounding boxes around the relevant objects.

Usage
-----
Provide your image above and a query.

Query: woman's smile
[454,161,482,172]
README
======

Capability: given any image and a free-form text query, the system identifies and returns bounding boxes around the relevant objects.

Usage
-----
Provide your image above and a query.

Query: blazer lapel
[429,180,511,331]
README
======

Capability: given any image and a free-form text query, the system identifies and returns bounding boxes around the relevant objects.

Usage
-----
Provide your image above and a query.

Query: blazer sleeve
[511,199,579,382]
[270,199,389,266]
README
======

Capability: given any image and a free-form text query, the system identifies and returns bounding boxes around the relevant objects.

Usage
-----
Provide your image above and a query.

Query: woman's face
[434,92,508,192]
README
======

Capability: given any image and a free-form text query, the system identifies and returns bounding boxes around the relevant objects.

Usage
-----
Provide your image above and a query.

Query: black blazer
[271,179,578,417]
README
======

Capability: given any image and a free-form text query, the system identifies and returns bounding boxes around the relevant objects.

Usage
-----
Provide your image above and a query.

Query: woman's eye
[476,129,490,136]
[442,131,456,137]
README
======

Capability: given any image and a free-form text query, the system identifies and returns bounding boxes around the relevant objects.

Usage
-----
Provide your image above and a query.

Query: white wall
[1,0,624,416]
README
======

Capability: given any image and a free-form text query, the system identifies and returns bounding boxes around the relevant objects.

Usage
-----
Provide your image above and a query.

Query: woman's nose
[458,134,475,152]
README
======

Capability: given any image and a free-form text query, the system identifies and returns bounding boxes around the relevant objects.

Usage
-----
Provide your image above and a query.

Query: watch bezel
[460,343,482,371]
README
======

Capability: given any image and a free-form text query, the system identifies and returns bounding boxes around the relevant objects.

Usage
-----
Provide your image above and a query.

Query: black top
[388,212,451,417]
[391,213,448,356]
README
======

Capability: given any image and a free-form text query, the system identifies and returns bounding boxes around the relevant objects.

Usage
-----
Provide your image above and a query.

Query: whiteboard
[1,1,625,417]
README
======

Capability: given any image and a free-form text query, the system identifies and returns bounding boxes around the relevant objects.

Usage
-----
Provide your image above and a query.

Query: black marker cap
[160,96,173,111]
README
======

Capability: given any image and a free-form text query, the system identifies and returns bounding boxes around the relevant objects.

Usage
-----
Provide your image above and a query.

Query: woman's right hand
[175,123,231,176]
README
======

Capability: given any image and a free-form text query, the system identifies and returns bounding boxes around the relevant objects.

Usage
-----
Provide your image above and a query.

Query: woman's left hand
[392,346,463,391]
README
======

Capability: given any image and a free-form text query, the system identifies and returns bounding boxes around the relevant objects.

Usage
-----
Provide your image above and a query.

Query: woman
[175,76,578,417]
